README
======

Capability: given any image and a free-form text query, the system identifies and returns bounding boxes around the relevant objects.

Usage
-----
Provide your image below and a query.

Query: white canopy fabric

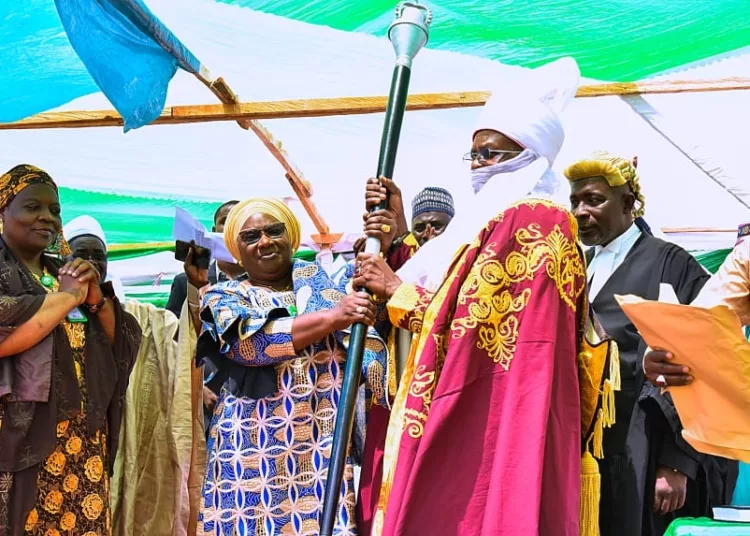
[0,0,747,265]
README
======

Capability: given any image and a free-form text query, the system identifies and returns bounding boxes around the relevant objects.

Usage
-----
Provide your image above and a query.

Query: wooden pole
[104,228,735,252]
[2,77,748,131]
[201,78,332,239]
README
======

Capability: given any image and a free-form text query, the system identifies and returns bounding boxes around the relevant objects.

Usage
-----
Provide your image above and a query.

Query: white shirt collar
[587,222,642,299]
[593,222,641,259]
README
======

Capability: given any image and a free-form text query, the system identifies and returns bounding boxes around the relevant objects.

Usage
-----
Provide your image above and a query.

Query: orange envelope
[616,295,750,463]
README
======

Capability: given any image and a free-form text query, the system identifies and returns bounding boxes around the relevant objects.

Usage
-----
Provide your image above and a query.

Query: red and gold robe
[387,233,420,272]
[373,200,589,536]
[356,233,420,536]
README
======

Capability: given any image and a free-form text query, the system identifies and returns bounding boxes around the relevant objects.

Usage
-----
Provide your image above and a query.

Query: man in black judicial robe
[566,152,736,536]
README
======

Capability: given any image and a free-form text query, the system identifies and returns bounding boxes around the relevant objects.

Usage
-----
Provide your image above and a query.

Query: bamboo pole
[3,77,748,131]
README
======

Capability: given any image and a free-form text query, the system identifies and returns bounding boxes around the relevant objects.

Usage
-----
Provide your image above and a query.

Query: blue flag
[55,0,202,131]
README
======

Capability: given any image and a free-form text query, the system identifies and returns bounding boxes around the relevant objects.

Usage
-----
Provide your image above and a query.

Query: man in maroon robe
[358,200,587,535]
[354,58,616,536]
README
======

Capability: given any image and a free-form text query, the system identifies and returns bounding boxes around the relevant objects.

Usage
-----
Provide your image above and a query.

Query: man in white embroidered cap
[409,186,455,247]
[355,58,617,536]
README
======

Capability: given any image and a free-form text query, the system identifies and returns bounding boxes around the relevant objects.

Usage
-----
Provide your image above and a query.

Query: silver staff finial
[388,2,432,68]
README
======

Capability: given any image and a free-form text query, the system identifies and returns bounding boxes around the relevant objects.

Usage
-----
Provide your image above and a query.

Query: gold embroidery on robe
[451,219,585,369]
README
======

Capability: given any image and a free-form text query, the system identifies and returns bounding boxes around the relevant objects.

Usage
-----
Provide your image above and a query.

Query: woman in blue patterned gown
[195,198,393,536]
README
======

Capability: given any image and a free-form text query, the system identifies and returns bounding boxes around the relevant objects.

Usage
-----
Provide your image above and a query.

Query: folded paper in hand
[172,207,234,263]
[616,294,750,463]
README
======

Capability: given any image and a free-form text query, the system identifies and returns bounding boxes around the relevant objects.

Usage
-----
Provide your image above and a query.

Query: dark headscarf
[0,164,56,209]
[0,164,71,257]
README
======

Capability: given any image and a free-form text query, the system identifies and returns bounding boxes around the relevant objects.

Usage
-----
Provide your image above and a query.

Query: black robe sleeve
[643,244,710,477]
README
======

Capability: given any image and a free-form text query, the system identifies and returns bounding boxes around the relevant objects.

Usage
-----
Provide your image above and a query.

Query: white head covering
[63,215,125,300]
[63,215,108,248]
[473,57,579,167]
[398,58,580,292]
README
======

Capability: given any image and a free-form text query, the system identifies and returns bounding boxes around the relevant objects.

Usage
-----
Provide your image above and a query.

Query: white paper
[172,207,234,263]
[658,283,680,304]
[642,283,681,368]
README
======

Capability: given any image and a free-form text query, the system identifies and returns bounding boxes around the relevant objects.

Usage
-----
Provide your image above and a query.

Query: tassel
[386,327,398,399]
[601,379,616,428]
[608,342,621,391]
[592,408,604,459]
[580,451,601,536]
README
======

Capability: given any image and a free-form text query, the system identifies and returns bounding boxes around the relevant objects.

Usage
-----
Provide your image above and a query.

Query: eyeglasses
[462,147,522,163]
[74,251,107,263]
[239,222,287,245]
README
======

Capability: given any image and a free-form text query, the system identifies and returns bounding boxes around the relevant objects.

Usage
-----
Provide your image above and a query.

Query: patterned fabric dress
[16,272,111,535]
[198,260,392,536]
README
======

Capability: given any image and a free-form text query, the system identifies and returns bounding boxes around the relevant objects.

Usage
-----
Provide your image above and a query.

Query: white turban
[398,58,580,292]
[63,215,126,300]
[473,57,580,167]
[63,215,108,248]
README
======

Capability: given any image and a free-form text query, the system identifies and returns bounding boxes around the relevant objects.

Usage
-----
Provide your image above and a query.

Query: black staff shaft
[319,63,412,536]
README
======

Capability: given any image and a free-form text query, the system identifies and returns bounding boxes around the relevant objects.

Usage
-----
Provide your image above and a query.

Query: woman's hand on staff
[364,177,408,236]
[329,292,377,329]
[353,253,402,300]
[290,292,377,351]
[644,348,692,387]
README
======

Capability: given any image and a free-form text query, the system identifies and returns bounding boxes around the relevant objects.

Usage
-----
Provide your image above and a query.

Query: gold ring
[381,224,391,233]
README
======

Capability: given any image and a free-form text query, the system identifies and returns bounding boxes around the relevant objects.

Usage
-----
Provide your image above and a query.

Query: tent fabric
[221,0,750,82]
[54,0,194,130]
[5,0,750,122]
[694,250,733,275]
[1,0,749,303]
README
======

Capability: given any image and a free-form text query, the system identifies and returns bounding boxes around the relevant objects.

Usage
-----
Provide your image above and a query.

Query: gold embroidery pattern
[451,219,584,369]
[386,284,433,334]
[515,222,585,310]
[432,333,448,379]
[402,365,436,439]
[386,284,420,329]
[402,408,429,439]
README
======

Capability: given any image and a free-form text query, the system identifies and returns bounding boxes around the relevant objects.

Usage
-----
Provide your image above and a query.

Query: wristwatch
[85,296,107,314]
